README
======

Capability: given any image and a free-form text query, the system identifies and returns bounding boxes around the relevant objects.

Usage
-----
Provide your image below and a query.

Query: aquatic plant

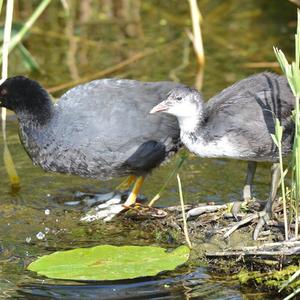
[274,9,300,240]
[274,8,300,299]
[28,245,190,280]
[1,0,20,187]
[0,0,51,187]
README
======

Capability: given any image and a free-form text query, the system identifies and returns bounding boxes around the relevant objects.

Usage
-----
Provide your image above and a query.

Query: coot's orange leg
[116,175,136,191]
[123,176,145,207]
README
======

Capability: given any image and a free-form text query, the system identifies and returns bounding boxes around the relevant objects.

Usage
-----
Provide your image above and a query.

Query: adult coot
[0,76,183,219]
[150,72,294,239]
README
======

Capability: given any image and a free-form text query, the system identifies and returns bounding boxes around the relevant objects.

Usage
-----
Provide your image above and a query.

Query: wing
[202,72,294,158]
[47,79,183,178]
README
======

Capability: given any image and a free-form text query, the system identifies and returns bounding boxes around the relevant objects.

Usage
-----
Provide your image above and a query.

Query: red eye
[0,89,7,96]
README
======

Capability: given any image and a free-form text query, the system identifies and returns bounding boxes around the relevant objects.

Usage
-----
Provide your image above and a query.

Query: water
[0,0,296,299]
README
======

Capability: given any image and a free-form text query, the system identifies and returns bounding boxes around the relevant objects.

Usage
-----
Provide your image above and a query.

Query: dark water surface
[0,0,296,299]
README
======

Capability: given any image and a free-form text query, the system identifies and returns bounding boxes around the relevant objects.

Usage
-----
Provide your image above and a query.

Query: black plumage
[0,76,183,209]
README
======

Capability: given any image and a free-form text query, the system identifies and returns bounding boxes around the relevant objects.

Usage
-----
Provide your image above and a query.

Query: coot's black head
[0,76,53,124]
[150,87,203,118]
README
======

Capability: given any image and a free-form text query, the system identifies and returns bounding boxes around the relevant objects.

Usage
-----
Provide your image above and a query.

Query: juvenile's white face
[150,87,203,119]
[164,99,199,118]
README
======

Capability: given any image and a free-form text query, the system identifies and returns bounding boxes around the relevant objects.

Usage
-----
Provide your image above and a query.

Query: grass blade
[1,0,20,187]
[177,173,192,249]
[0,0,52,65]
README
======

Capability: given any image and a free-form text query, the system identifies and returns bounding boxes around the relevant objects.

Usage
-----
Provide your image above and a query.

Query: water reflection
[18,268,244,300]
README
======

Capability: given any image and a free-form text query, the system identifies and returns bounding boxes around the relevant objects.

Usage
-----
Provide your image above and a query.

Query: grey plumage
[201,72,294,160]
[152,72,294,161]
[1,77,183,180]
[151,72,295,239]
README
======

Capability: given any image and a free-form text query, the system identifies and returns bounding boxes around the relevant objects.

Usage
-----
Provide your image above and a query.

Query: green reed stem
[0,0,4,14]
[279,133,289,240]
[0,0,52,65]
[148,152,187,207]
[273,9,300,239]
[294,95,300,237]
[177,173,192,249]
[1,0,20,187]
[0,0,52,186]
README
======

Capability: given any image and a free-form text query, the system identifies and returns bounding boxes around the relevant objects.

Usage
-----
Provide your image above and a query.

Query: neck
[17,97,54,127]
[177,113,202,134]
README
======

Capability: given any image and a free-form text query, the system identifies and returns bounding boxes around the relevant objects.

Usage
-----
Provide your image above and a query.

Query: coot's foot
[231,197,255,220]
[80,195,125,222]
[253,209,271,240]
[80,176,147,222]
[231,201,242,220]
[72,191,118,206]
[67,189,147,208]
[80,191,147,222]
[232,161,257,220]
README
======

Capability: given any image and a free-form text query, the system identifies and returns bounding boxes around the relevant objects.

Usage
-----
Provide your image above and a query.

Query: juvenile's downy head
[0,76,53,124]
[150,87,204,118]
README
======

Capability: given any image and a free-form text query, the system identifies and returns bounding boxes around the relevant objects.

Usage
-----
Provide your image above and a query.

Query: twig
[223,213,259,238]
[187,204,227,219]
[279,269,300,292]
[283,287,300,300]
[207,241,300,257]
[30,27,107,48]
[243,62,279,68]
[165,205,193,212]
[47,51,149,93]
[234,240,300,251]
[48,37,183,93]
[289,0,300,7]
[177,174,192,249]
[206,247,300,257]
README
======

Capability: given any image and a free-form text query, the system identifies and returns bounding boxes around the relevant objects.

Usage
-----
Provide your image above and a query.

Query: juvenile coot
[150,72,294,239]
[0,76,184,219]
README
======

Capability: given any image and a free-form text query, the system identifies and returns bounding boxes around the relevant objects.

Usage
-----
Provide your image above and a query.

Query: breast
[181,132,255,160]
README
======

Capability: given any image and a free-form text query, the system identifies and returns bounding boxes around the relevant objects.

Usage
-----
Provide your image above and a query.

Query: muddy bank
[82,199,300,295]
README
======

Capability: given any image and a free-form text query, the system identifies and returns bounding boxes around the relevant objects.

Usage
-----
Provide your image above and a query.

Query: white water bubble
[36,232,45,240]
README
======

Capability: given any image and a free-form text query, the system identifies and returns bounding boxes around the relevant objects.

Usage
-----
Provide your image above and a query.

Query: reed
[270,120,289,239]
[1,0,19,187]
[177,173,192,249]
[0,0,51,186]
[273,8,300,240]
[187,0,204,67]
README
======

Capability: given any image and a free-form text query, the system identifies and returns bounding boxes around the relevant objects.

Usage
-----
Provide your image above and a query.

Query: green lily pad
[27,245,190,281]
